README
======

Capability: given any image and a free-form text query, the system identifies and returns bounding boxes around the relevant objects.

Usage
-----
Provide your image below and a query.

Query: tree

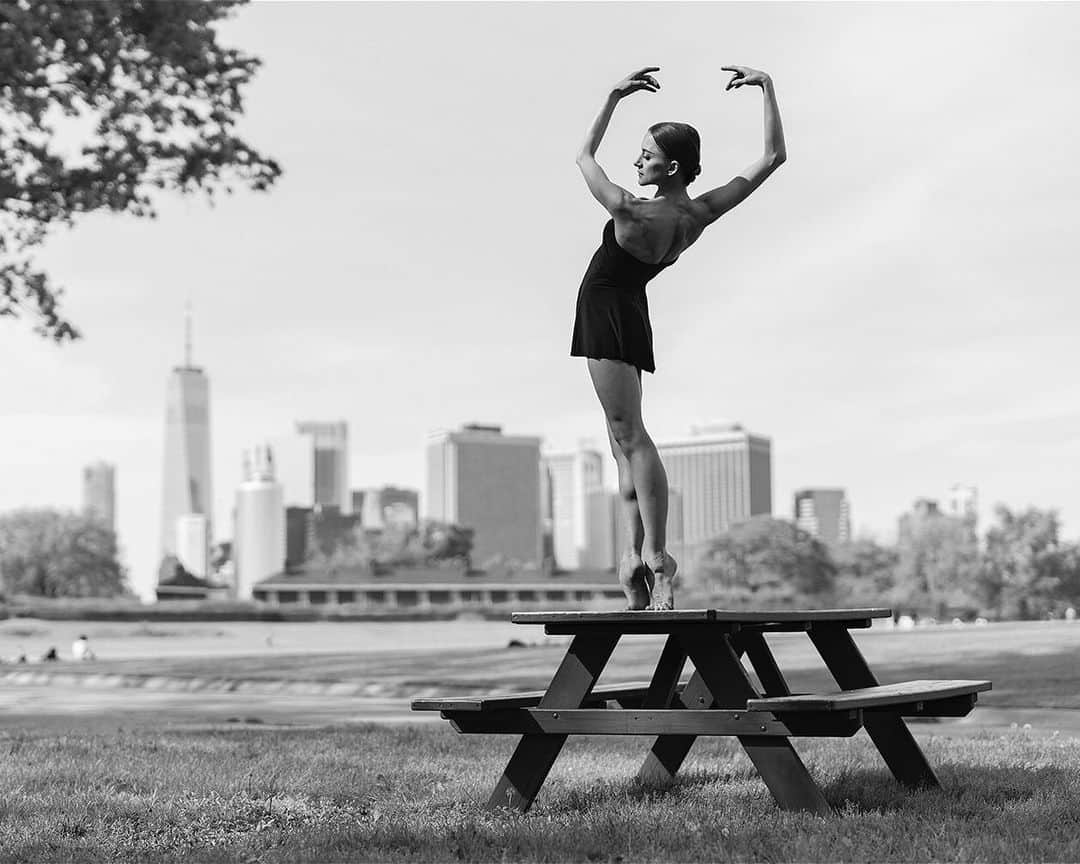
[894,513,981,617]
[0,508,131,597]
[979,505,1071,619]
[696,516,836,605]
[832,537,899,607]
[0,0,281,341]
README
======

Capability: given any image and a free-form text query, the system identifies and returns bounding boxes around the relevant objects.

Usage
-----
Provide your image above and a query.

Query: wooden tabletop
[511,608,892,626]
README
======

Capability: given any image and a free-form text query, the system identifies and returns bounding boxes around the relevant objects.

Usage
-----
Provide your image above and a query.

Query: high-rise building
[794,488,851,545]
[946,484,978,524]
[295,421,350,513]
[160,307,212,564]
[270,433,316,508]
[354,486,420,530]
[542,445,605,571]
[426,423,542,569]
[175,513,210,579]
[655,422,772,559]
[898,497,942,545]
[82,461,116,532]
[234,444,285,600]
[585,490,617,570]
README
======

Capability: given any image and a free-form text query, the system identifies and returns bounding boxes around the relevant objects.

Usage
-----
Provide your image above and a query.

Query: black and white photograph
[1,0,1079,860]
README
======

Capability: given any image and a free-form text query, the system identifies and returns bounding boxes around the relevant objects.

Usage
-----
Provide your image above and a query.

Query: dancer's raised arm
[575,66,660,215]
[695,66,787,225]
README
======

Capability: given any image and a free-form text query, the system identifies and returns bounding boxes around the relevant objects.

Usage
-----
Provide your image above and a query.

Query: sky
[2,1,1079,602]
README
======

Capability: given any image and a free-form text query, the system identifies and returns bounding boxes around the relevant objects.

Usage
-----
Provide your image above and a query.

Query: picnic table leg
[682,631,832,815]
[809,624,939,789]
[733,630,791,696]
[485,631,620,812]
[635,635,695,785]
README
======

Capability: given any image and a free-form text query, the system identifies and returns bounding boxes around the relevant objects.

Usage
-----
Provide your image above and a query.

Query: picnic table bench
[412,608,991,815]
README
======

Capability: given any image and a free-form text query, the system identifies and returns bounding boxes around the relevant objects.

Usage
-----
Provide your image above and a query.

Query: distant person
[571,65,786,610]
[72,634,96,661]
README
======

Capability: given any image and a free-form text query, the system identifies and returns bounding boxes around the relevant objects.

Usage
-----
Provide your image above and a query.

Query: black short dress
[569,217,677,375]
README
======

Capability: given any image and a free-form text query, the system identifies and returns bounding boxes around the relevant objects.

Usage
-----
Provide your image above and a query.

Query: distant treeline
[690,504,1080,620]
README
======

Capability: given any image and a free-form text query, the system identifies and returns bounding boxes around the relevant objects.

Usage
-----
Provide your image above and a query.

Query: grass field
[1,723,1079,862]
[2,620,1080,861]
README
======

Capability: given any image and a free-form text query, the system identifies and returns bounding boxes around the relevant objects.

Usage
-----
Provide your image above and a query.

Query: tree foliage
[696,516,836,605]
[894,513,980,617]
[0,508,130,597]
[0,0,280,340]
[979,505,1074,619]
[832,538,899,607]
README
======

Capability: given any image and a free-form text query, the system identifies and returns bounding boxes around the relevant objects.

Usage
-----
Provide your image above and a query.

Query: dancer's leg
[604,417,652,609]
[587,359,678,609]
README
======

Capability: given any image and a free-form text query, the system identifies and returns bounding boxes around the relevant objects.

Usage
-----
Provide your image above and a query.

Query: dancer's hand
[722,65,771,90]
[611,66,661,99]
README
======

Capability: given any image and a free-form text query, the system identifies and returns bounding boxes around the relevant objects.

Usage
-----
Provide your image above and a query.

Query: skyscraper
[160,307,212,564]
[82,461,116,532]
[426,423,542,569]
[794,488,851,545]
[175,513,210,579]
[295,421,350,513]
[656,422,772,559]
[542,445,605,571]
[946,484,978,526]
[234,444,286,600]
[354,486,420,529]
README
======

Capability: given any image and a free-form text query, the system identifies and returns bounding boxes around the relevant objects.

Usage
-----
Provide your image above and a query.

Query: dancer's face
[634,133,674,186]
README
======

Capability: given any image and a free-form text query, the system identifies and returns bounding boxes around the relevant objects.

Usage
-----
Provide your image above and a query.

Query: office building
[175,513,210,579]
[542,445,605,571]
[160,307,212,564]
[82,461,116,532]
[897,498,942,545]
[296,421,350,513]
[655,422,772,558]
[234,444,286,600]
[946,484,978,524]
[270,433,316,508]
[426,423,542,569]
[794,488,851,545]
[354,486,420,530]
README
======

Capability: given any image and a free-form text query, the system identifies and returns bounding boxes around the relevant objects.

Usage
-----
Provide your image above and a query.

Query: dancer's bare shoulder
[616,198,708,264]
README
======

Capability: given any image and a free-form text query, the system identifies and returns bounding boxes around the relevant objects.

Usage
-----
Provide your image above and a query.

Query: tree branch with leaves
[0,0,281,341]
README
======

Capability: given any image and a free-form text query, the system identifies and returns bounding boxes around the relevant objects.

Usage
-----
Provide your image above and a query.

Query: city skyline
[2,3,1078,601]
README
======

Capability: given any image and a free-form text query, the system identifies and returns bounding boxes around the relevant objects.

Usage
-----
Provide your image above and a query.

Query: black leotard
[569,218,677,375]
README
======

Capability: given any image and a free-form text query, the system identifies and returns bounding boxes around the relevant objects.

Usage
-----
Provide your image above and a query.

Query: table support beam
[682,632,832,815]
[809,624,939,789]
[485,631,620,812]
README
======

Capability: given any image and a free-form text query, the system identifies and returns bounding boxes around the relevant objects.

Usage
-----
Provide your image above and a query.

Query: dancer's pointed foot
[618,551,654,611]
[644,550,677,611]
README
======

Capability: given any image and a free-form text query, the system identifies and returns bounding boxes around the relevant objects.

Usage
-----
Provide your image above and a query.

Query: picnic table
[412,608,991,815]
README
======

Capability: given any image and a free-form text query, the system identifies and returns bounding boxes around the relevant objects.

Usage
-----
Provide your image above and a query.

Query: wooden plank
[512,608,891,626]
[449,708,795,736]
[747,680,992,712]
[735,630,791,697]
[643,635,688,708]
[485,631,619,812]
[637,668,714,785]
[681,631,832,815]
[809,624,941,789]
[544,622,727,636]
[411,679,678,713]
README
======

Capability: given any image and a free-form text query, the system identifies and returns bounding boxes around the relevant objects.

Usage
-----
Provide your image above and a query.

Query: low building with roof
[251,562,624,610]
